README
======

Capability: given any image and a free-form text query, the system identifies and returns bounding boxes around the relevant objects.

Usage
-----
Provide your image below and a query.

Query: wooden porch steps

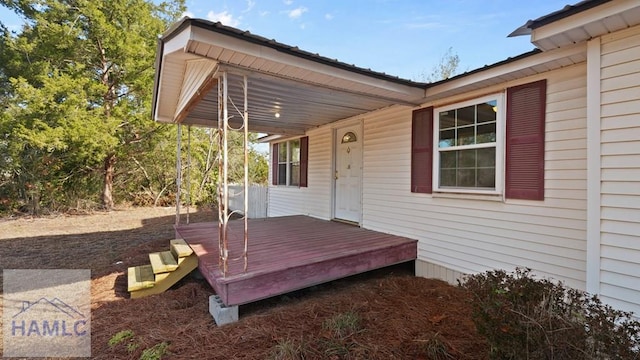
[127,238,198,299]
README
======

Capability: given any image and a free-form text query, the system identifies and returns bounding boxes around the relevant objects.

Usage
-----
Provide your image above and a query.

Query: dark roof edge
[530,0,611,29]
[151,36,165,121]
[162,17,427,89]
[426,48,543,88]
[510,0,611,37]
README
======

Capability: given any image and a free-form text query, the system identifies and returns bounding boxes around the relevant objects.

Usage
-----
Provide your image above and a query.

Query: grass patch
[108,329,135,347]
[140,341,170,360]
[269,338,306,360]
[323,310,363,339]
[415,332,455,360]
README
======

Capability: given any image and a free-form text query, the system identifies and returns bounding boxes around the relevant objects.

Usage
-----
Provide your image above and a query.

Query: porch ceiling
[152,18,426,135]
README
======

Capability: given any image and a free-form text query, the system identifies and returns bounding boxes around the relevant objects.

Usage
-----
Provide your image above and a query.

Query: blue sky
[1,0,573,80]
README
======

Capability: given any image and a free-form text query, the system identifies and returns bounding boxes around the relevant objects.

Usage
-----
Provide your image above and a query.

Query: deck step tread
[149,250,179,274]
[170,238,193,258]
[127,265,155,292]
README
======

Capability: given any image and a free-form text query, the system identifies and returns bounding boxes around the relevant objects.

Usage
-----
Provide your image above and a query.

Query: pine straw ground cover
[0,207,488,359]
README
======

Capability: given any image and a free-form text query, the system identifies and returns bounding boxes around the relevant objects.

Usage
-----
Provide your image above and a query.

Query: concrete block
[209,295,238,326]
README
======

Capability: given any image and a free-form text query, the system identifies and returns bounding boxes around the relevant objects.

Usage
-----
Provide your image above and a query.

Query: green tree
[420,46,461,82]
[0,0,185,211]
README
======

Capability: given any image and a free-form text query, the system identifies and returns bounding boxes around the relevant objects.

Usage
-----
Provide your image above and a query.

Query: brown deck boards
[176,215,417,306]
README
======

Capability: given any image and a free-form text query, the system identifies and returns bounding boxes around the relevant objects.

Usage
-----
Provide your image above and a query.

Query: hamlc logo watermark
[3,269,91,357]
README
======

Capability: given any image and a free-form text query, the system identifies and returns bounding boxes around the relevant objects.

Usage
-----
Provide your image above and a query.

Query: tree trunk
[102,153,116,209]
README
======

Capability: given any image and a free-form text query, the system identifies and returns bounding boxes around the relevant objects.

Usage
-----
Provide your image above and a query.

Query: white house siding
[268,126,333,219]
[362,64,589,290]
[599,25,640,315]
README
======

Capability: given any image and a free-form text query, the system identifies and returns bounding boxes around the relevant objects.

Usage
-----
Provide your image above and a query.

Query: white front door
[334,125,362,223]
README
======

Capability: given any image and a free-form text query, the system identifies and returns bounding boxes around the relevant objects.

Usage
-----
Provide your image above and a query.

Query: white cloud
[283,0,293,4]
[287,7,307,19]
[260,10,270,17]
[244,0,255,13]
[182,10,194,18]
[405,21,446,30]
[324,13,334,20]
[207,10,240,27]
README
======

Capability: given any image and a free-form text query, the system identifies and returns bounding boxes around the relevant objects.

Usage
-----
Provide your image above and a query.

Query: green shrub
[460,268,640,360]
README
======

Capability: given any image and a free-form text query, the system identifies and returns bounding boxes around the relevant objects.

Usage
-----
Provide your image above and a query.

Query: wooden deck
[176,216,417,306]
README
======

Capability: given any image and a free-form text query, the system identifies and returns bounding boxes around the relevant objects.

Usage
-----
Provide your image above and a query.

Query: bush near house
[460,268,640,360]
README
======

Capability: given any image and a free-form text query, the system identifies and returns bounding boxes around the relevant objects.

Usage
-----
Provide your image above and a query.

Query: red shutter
[271,143,279,186]
[411,107,433,193]
[506,79,546,200]
[300,136,309,187]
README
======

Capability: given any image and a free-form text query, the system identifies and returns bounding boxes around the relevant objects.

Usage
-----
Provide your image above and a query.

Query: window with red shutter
[505,79,546,200]
[411,107,433,193]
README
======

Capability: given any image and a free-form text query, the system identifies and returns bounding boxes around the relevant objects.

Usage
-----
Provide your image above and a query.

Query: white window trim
[276,139,300,187]
[432,93,505,195]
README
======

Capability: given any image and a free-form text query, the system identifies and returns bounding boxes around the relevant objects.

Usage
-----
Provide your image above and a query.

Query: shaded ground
[0,207,488,359]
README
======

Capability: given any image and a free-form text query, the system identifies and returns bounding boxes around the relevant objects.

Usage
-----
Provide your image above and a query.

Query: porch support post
[242,74,249,272]
[217,71,250,276]
[175,123,182,226]
[217,72,228,275]
[186,125,191,224]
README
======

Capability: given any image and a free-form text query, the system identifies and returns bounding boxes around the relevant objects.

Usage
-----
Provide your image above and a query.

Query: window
[411,80,546,200]
[341,131,357,143]
[272,137,308,187]
[435,95,502,193]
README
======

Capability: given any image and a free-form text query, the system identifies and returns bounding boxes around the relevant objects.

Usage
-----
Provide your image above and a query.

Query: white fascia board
[162,25,193,55]
[425,42,586,99]
[257,134,284,143]
[531,1,640,47]
[154,114,175,123]
[188,26,425,100]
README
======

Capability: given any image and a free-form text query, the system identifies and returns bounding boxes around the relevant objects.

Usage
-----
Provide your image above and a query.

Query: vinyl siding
[268,127,332,219]
[599,25,640,315]
[363,64,588,290]
[266,64,590,290]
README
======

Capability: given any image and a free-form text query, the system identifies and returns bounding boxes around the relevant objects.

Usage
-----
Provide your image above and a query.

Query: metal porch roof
[152,18,426,135]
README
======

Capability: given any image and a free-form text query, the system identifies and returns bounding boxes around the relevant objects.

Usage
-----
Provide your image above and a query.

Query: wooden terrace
[176,216,417,306]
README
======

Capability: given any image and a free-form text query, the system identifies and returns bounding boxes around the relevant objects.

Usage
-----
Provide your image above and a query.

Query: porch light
[275,112,280,118]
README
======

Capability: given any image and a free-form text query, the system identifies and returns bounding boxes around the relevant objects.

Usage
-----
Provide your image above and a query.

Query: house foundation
[415,259,466,286]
